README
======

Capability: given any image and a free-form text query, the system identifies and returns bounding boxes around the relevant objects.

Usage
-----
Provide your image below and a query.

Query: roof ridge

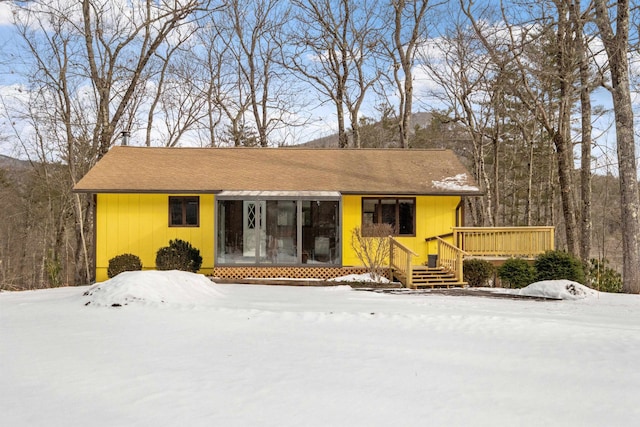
[110,145,450,152]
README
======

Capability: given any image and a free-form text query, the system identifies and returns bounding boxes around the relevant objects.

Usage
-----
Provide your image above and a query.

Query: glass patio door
[259,200,297,264]
[243,200,266,257]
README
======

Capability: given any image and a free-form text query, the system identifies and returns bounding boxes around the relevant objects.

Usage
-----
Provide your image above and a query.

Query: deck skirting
[212,266,382,281]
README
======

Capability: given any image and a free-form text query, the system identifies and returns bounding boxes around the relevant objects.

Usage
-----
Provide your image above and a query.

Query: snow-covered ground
[2,271,639,426]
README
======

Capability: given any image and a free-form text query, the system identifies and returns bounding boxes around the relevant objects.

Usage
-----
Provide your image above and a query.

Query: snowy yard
[1,271,640,426]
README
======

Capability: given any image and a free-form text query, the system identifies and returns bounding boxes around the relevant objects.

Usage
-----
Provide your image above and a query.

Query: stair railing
[435,237,468,283]
[389,236,419,288]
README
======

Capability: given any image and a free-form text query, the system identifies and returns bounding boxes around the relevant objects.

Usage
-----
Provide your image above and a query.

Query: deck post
[389,236,393,277]
[407,254,413,289]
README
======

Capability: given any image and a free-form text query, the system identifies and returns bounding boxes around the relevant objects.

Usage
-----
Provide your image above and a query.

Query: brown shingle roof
[73,146,482,195]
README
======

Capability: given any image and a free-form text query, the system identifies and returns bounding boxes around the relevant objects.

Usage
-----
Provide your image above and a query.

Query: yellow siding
[95,194,214,282]
[96,193,460,281]
[341,195,461,266]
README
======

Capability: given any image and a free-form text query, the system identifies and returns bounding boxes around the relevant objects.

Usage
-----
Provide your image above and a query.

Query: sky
[1,270,639,426]
[0,0,633,173]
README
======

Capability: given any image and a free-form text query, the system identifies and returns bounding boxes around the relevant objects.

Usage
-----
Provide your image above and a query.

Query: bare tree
[342,2,383,148]
[198,20,254,147]
[594,0,640,293]
[461,0,582,256]
[8,0,213,284]
[143,29,208,147]
[382,0,431,148]
[225,0,304,147]
[289,0,351,147]
[289,0,380,148]
[419,19,497,226]
[572,0,595,265]
[80,0,211,157]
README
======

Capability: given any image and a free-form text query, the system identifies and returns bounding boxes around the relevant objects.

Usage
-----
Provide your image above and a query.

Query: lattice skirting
[212,266,386,281]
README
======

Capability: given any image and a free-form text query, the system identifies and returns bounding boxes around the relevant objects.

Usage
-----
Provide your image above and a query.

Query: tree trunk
[391,0,429,149]
[553,131,579,255]
[594,0,640,293]
[574,0,592,265]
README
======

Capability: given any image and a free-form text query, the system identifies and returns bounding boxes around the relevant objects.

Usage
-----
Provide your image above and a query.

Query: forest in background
[0,0,639,291]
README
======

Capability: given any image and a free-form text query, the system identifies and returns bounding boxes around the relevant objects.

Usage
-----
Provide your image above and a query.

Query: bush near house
[463,259,495,287]
[586,258,622,293]
[350,224,393,282]
[498,258,535,289]
[156,239,202,273]
[107,253,143,278]
[534,250,584,283]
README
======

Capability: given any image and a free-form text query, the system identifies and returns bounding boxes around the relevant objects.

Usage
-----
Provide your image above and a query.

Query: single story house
[74,147,553,287]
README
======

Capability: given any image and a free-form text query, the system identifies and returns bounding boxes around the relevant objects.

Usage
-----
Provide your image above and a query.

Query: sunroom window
[216,196,340,265]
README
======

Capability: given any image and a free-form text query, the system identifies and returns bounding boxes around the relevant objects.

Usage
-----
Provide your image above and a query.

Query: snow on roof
[431,173,480,192]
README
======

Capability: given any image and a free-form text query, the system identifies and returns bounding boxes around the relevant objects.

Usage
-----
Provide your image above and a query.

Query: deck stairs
[390,227,555,289]
[393,265,466,288]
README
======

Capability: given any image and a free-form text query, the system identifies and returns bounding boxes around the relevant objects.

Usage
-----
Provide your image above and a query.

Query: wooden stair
[394,265,466,289]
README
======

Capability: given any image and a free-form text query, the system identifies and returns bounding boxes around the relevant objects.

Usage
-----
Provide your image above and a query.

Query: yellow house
[74,147,485,285]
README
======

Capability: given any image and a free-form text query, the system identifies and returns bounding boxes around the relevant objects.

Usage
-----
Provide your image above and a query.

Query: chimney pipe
[121,130,130,146]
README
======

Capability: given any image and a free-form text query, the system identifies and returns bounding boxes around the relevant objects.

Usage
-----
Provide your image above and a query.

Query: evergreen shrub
[463,259,495,287]
[498,258,535,289]
[155,239,202,273]
[534,250,584,283]
[107,253,143,278]
[586,258,622,293]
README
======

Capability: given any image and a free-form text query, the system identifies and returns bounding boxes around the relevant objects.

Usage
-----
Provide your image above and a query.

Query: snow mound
[83,270,223,307]
[518,280,598,300]
[329,273,390,283]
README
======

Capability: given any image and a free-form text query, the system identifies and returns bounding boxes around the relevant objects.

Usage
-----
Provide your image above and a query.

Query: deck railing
[389,236,418,288]
[453,226,555,258]
[436,237,467,283]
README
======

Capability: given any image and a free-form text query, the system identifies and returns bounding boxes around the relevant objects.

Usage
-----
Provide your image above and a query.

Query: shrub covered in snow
[156,239,202,273]
[84,270,221,307]
[463,259,495,287]
[107,253,142,278]
[534,250,584,283]
[498,258,535,289]
[519,280,597,300]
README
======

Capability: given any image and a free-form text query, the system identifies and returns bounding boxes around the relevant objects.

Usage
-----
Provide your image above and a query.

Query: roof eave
[74,188,484,196]
[72,188,223,194]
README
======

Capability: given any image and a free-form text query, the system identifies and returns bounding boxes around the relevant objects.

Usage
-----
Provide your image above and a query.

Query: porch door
[243,201,266,257]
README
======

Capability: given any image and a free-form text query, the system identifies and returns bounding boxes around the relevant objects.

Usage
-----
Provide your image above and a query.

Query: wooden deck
[453,226,555,259]
[392,226,555,289]
[211,227,555,289]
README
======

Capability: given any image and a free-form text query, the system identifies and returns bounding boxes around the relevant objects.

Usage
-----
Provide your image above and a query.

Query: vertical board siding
[96,194,215,282]
[96,193,461,281]
[341,195,461,266]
